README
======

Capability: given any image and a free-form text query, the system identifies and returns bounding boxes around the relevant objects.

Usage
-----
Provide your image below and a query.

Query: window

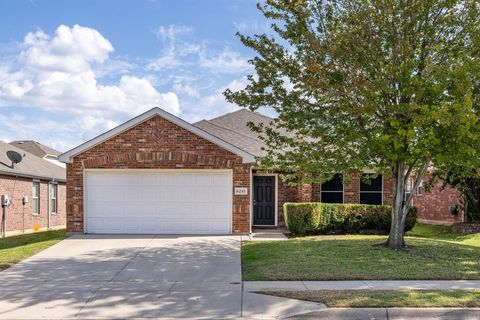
[417,180,424,195]
[32,181,40,214]
[405,178,413,203]
[360,173,383,205]
[50,184,57,213]
[321,174,343,203]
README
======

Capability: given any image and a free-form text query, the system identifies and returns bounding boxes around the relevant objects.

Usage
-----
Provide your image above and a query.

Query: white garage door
[84,170,232,234]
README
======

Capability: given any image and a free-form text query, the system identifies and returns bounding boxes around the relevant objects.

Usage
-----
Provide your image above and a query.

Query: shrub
[284,202,417,236]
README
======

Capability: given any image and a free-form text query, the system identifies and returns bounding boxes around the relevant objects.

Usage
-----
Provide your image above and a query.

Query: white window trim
[50,183,58,214]
[359,173,384,205]
[32,180,40,215]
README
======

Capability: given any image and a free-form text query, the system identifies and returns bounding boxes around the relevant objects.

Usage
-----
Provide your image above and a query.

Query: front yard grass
[0,229,67,271]
[260,289,480,308]
[242,224,480,280]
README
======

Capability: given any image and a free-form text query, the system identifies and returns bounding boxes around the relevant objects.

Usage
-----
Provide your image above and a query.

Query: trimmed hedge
[284,202,417,236]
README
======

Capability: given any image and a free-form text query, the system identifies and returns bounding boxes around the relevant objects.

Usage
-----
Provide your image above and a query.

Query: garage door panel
[213,174,230,185]
[193,188,214,202]
[212,186,230,202]
[85,171,232,234]
[88,218,123,233]
[158,174,176,186]
[194,174,213,186]
[88,202,120,217]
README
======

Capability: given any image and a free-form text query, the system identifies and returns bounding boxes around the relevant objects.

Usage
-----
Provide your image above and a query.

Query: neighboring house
[10,140,65,168]
[0,140,66,236]
[59,107,461,235]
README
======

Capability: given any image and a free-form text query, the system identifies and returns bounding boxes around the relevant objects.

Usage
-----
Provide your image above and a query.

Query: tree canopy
[225,0,480,249]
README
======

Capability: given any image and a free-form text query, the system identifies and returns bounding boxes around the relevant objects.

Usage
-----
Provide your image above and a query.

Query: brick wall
[413,179,462,224]
[66,115,252,234]
[453,223,480,233]
[0,174,66,235]
[275,171,458,225]
[277,177,298,226]
[344,172,361,203]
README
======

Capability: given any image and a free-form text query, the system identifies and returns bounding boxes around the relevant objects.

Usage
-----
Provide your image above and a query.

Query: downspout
[47,179,52,230]
[249,166,253,235]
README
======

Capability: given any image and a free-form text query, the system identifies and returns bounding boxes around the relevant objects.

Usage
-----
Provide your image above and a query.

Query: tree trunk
[387,159,430,250]
[387,160,407,249]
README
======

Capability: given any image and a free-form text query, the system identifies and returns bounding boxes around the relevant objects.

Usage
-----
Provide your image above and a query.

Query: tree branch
[403,158,431,216]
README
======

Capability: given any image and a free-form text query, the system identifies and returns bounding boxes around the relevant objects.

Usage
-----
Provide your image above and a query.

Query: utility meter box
[1,195,10,207]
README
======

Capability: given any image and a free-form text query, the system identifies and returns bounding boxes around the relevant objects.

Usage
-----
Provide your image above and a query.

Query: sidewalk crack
[361,280,373,289]
[301,280,309,290]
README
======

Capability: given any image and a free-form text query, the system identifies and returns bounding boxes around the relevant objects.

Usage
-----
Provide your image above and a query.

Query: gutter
[0,170,65,183]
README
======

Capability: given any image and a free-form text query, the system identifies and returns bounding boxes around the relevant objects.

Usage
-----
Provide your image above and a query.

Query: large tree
[225,0,480,249]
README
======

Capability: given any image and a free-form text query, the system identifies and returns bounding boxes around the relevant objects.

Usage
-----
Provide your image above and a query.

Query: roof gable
[59,107,256,164]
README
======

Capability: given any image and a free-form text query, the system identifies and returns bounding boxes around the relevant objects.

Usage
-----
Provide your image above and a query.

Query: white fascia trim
[59,107,256,164]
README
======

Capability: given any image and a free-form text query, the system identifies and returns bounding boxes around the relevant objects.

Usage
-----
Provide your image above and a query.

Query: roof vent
[6,150,24,169]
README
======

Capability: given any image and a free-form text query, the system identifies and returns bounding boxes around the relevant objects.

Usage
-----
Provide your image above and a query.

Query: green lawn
[0,229,67,271]
[242,224,480,280]
[261,289,480,307]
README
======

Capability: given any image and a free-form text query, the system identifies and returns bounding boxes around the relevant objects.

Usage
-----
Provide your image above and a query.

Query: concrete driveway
[0,234,323,319]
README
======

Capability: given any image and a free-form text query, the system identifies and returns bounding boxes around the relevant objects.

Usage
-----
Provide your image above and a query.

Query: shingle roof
[194,119,266,157]
[0,140,65,181]
[9,140,61,158]
[193,109,277,157]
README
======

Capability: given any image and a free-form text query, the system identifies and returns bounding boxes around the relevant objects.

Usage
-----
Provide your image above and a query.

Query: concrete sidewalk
[244,280,480,291]
[290,308,480,319]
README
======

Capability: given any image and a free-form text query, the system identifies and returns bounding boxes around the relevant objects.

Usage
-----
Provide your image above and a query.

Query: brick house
[59,107,461,235]
[0,140,66,236]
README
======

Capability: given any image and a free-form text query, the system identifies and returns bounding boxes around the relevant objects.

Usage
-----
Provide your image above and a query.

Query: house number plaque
[234,187,248,195]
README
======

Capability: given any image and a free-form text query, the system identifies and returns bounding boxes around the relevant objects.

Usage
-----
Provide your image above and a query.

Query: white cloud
[21,25,113,74]
[198,48,251,74]
[233,19,270,34]
[173,83,199,97]
[148,24,251,75]
[0,24,180,119]
[182,78,248,122]
[153,24,193,43]
[148,25,200,71]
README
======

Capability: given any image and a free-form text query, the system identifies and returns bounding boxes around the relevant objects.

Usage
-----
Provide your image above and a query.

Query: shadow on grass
[0,229,66,251]
[258,289,480,308]
[242,235,480,280]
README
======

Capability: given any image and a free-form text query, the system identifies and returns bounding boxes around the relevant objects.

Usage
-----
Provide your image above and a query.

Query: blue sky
[0,0,271,151]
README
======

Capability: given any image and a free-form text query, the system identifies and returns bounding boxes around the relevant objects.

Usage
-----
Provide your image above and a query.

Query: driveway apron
[0,234,242,319]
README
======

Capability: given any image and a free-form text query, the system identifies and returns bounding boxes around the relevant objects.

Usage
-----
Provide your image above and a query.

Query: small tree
[225,0,480,249]
[435,166,480,221]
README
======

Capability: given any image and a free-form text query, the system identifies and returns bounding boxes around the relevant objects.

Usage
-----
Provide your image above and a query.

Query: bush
[284,202,417,236]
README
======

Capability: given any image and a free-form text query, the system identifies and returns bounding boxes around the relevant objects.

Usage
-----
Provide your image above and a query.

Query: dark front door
[253,176,276,225]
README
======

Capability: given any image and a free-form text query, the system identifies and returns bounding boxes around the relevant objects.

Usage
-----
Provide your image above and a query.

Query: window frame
[320,173,344,204]
[32,180,40,214]
[405,177,413,204]
[359,173,383,205]
[50,183,58,214]
[417,180,424,195]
